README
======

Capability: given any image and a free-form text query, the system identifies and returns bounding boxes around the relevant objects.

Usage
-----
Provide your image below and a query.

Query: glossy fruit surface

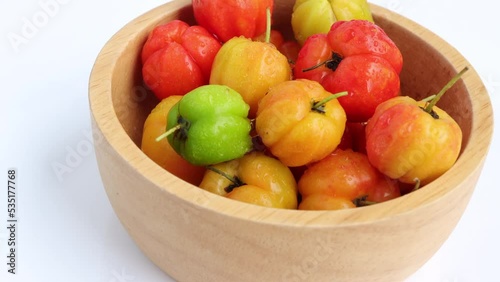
[298,194,355,210]
[165,85,253,166]
[255,79,346,167]
[294,20,402,122]
[199,152,298,209]
[210,36,291,118]
[291,0,374,45]
[141,96,206,185]
[365,96,462,185]
[192,0,274,42]
[141,20,221,99]
[253,29,301,65]
[298,149,400,210]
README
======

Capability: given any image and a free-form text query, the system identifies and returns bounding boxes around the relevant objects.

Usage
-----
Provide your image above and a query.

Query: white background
[1,0,499,281]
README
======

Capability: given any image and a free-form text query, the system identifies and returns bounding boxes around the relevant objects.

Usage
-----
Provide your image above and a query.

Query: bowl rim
[89,0,494,227]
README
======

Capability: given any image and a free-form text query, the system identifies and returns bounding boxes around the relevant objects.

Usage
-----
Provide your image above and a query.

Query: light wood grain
[89,1,493,281]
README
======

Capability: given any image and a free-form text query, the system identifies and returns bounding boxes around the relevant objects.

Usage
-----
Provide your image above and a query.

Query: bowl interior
[92,1,493,226]
[112,4,473,156]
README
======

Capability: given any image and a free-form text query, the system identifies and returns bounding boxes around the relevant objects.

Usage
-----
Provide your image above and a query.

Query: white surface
[0,0,499,281]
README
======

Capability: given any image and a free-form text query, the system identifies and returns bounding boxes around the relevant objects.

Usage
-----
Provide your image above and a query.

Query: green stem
[419,94,436,103]
[424,66,469,113]
[155,124,181,142]
[312,91,348,113]
[265,7,271,44]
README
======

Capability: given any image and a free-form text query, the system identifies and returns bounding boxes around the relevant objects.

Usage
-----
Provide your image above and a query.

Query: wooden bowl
[88,0,493,281]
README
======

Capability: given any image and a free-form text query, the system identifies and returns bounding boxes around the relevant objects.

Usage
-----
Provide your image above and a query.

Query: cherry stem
[419,94,436,103]
[302,52,343,72]
[206,166,245,193]
[206,166,244,186]
[312,91,348,112]
[352,195,378,207]
[303,61,327,72]
[265,7,271,44]
[412,178,421,192]
[424,66,469,113]
[155,124,181,142]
